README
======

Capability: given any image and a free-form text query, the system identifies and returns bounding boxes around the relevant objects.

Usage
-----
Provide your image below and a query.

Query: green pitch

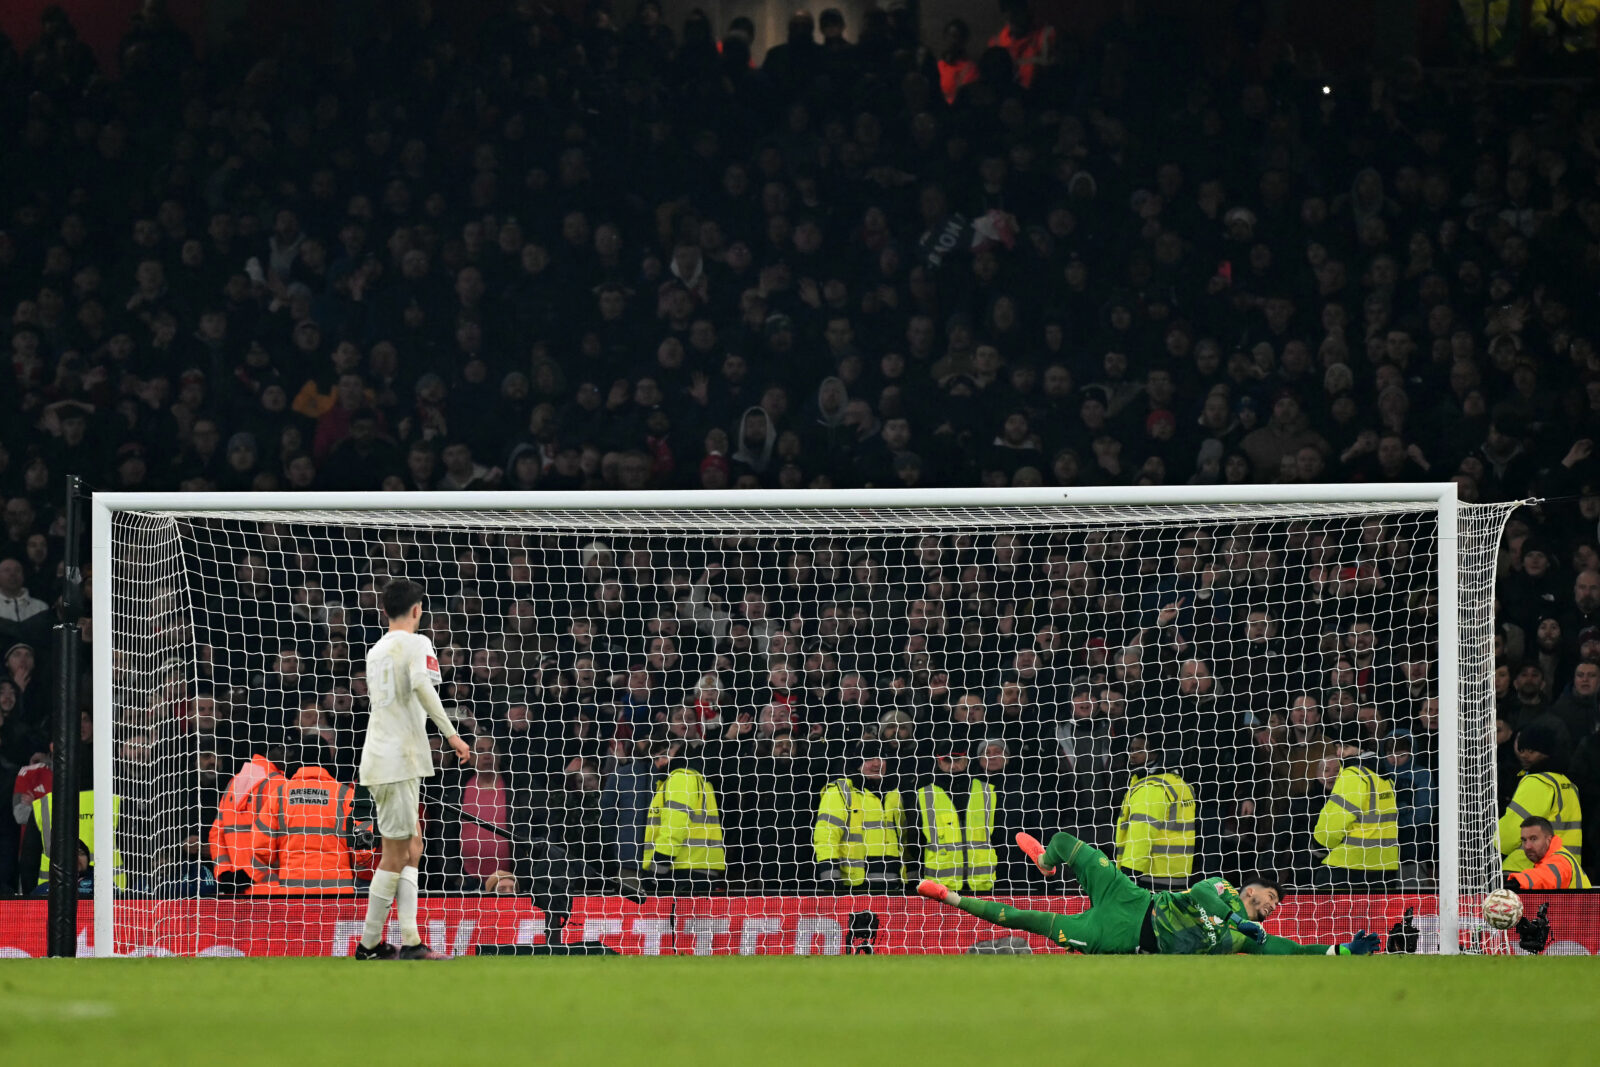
[4,957,1597,1064]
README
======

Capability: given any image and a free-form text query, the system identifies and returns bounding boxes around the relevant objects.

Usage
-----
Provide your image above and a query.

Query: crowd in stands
[2,0,1600,898]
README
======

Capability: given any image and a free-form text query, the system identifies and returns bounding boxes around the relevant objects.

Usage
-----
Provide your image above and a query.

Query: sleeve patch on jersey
[426,654,439,672]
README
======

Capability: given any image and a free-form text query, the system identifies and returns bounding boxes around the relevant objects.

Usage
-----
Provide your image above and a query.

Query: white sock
[361,869,400,949]
[398,866,421,947]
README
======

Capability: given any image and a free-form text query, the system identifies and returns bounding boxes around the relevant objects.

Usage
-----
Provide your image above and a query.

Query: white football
[1483,888,1523,930]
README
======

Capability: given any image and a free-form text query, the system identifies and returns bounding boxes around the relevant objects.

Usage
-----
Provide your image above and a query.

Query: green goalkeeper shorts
[1028,835,1154,953]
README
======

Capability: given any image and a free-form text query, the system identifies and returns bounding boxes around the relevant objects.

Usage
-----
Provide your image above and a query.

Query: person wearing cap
[1239,392,1328,484]
[221,431,261,490]
[813,745,905,891]
[1113,740,1197,891]
[1310,747,1401,889]
[907,741,999,893]
[1498,717,1583,876]
[1501,540,1563,637]
[699,451,731,490]
[641,736,725,894]
[1528,614,1570,705]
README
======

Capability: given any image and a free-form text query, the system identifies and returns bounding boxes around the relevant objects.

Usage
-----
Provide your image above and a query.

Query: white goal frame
[91,483,1484,956]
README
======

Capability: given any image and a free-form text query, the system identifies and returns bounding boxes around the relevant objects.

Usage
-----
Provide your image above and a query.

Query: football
[1483,888,1523,930]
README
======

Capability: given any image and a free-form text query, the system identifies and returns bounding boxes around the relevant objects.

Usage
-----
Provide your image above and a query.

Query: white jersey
[360,630,443,785]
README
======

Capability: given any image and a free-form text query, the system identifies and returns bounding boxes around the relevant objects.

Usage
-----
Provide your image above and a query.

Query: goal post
[90,485,1514,957]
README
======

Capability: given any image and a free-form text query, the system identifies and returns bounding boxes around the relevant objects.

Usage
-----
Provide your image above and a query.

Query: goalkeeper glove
[1230,913,1268,945]
[1335,929,1380,955]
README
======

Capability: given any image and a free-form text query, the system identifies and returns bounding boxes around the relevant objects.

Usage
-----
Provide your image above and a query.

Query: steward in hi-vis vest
[248,748,359,895]
[909,743,998,892]
[33,790,124,889]
[1500,719,1583,874]
[1313,758,1400,888]
[210,751,283,893]
[1114,763,1197,891]
[643,740,725,892]
[815,746,904,890]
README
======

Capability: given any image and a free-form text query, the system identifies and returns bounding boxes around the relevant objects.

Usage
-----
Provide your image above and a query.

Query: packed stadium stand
[2,0,1598,902]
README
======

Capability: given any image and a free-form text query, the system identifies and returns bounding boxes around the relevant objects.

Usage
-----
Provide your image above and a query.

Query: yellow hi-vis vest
[916,779,998,891]
[814,777,904,887]
[34,790,126,889]
[1500,771,1583,873]
[1114,772,1197,887]
[642,767,725,873]
[1314,766,1400,871]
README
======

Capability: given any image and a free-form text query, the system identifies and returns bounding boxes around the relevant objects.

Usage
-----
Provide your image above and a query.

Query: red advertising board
[2,894,1594,958]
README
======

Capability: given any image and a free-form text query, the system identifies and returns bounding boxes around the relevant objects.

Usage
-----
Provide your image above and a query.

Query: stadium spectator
[1384,732,1437,875]
[459,736,513,889]
[209,745,283,895]
[641,737,725,894]
[1112,752,1197,891]
[726,729,816,891]
[600,735,658,876]
[905,741,1000,893]
[7,0,1600,906]
[1505,815,1590,890]
[0,559,49,622]
[1311,754,1402,890]
[1550,660,1600,742]
[814,747,904,892]
[249,743,358,895]
[1498,718,1584,876]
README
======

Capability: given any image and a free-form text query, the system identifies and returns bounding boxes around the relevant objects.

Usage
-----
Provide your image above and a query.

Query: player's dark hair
[381,578,425,620]
[1241,873,1281,896]
[1520,816,1555,835]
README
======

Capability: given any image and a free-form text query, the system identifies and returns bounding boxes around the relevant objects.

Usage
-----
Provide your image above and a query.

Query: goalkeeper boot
[1015,832,1057,875]
[353,941,398,960]
[916,879,954,904]
[397,943,448,960]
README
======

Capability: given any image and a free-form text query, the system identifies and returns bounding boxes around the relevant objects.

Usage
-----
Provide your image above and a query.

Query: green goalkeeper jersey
[1151,876,1331,955]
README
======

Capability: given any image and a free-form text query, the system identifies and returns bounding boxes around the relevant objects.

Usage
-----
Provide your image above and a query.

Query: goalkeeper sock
[956,896,1007,924]
[398,865,421,947]
[361,869,400,949]
[955,896,1061,939]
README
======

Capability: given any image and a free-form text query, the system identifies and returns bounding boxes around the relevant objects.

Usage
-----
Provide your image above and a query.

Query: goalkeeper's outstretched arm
[1190,875,1380,956]
[1246,931,1381,956]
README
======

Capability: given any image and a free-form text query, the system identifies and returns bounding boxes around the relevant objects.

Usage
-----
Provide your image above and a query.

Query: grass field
[4,957,1597,1064]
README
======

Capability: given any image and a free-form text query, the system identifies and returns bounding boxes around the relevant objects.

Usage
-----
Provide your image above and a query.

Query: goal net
[92,488,1514,956]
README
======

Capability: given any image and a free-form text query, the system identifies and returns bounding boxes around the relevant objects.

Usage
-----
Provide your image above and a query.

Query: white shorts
[370,778,421,840]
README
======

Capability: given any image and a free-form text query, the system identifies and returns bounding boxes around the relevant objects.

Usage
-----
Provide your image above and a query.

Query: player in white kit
[354,578,471,960]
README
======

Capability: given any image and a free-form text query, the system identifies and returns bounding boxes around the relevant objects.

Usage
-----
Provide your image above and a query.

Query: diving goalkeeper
[917,831,1380,956]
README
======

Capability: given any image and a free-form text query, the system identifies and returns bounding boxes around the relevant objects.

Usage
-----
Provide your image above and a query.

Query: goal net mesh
[102,497,1514,956]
